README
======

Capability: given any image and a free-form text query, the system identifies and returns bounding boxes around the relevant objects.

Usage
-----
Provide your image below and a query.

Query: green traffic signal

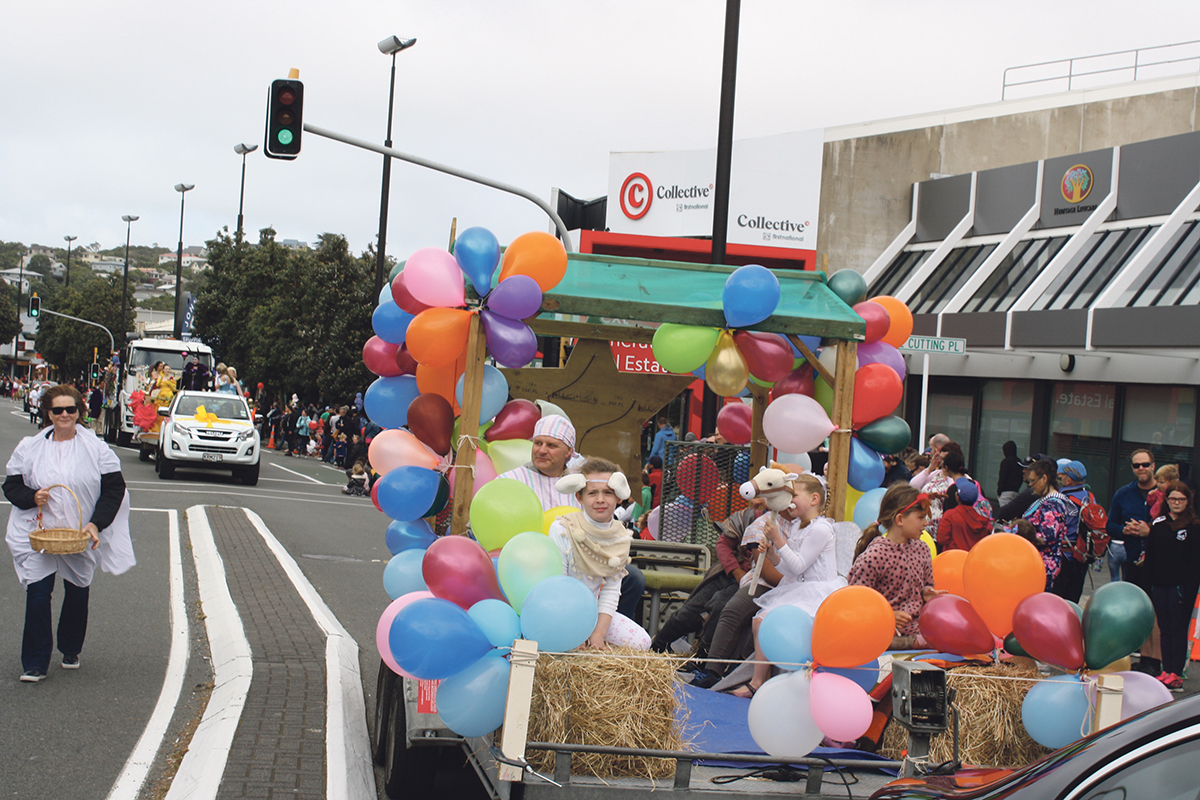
[28,294,40,318]
[278,129,293,145]
[265,77,303,160]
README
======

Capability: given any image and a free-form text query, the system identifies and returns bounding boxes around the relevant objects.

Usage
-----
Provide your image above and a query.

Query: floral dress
[1023,492,1077,589]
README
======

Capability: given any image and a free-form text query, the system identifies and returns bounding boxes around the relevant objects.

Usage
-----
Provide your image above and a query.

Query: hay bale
[526,649,689,779]
[880,662,1050,768]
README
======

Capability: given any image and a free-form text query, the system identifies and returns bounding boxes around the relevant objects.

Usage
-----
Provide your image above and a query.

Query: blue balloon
[364,375,420,430]
[847,437,885,491]
[456,364,509,426]
[435,653,511,737]
[455,227,501,296]
[385,519,437,555]
[818,659,881,692]
[1021,674,1089,749]
[852,487,888,529]
[520,576,598,653]
[383,549,428,599]
[378,284,393,306]
[759,606,814,671]
[785,335,822,360]
[723,265,780,329]
[372,301,415,345]
[468,599,521,648]
[390,598,493,680]
[377,466,441,522]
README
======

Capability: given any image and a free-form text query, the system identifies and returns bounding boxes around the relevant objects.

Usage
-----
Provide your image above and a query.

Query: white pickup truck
[106,338,214,448]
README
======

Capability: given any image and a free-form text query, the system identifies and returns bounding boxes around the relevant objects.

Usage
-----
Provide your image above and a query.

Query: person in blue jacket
[1107,448,1161,674]
[647,416,676,466]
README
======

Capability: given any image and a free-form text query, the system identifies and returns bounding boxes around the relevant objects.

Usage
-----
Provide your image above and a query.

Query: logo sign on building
[607,129,825,250]
[1040,149,1112,228]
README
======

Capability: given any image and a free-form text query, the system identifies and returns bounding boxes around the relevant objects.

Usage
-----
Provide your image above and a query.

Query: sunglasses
[48,406,78,416]
[1132,462,1153,469]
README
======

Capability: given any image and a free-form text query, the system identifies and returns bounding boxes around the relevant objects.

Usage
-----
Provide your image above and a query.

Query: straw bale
[526,649,690,779]
[880,662,1050,768]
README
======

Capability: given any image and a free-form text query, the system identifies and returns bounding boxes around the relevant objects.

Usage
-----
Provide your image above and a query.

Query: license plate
[202,453,224,462]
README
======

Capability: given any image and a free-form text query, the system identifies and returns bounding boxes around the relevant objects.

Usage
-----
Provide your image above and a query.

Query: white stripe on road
[164,506,254,800]
[269,461,328,484]
[241,508,375,800]
[126,486,367,508]
[105,509,189,800]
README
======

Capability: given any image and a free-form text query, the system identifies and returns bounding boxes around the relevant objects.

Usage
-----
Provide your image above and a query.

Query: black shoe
[690,670,722,689]
[20,669,46,683]
[1134,658,1161,675]
[61,655,80,670]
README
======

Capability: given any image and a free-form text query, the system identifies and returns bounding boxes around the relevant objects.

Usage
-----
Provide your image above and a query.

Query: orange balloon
[962,533,1045,636]
[406,308,472,368]
[932,549,969,597]
[812,586,896,667]
[416,348,467,416]
[870,295,913,349]
[497,231,568,292]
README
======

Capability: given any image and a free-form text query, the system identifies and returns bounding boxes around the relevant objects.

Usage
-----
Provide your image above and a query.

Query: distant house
[25,245,55,258]
[157,250,208,270]
[0,268,31,294]
[279,239,310,250]
[92,260,126,275]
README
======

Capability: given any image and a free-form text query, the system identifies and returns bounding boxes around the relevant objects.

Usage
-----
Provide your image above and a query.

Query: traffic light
[264,76,303,160]
[90,363,100,381]
[28,294,39,318]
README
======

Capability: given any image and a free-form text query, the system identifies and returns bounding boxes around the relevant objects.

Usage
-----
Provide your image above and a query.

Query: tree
[0,282,22,345]
[0,241,25,272]
[27,254,51,276]
[138,294,176,312]
[33,273,135,375]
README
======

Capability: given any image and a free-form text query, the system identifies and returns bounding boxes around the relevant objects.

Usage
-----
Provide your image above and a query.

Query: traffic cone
[268,430,275,450]
[1189,590,1200,661]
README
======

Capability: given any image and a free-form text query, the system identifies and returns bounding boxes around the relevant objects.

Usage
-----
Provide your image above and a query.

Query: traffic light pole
[37,309,115,359]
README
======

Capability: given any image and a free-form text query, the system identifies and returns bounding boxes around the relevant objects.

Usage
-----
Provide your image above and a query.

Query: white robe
[6,425,135,587]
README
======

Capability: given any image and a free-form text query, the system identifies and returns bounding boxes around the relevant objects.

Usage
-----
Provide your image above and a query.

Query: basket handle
[35,483,85,532]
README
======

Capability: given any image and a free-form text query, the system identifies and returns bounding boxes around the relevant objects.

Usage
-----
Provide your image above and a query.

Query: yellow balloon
[704,330,750,397]
[920,532,937,560]
[542,505,578,534]
[844,486,863,519]
[1093,656,1133,675]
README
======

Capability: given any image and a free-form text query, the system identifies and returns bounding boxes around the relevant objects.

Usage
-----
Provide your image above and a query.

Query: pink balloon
[485,399,541,442]
[422,535,507,610]
[809,672,873,742]
[404,248,466,308]
[645,506,661,540]
[732,331,794,383]
[856,341,907,381]
[920,595,995,656]
[717,402,753,445]
[771,363,816,401]
[1012,593,1085,671]
[762,393,836,454]
[369,429,440,474]
[1085,671,1174,720]
[363,336,405,378]
[448,450,498,499]
[376,591,435,678]
[852,301,891,345]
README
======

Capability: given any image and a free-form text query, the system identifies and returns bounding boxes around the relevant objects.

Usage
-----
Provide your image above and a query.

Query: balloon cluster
[919,536,1164,749]
[747,586,893,755]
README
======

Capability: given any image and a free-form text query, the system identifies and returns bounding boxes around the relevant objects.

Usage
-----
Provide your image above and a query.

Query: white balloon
[763,394,836,454]
[534,399,569,421]
[773,450,813,473]
[746,671,824,758]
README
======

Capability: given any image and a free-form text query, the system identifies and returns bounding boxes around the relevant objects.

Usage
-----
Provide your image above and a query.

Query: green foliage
[0,282,22,345]
[27,254,52,275]
[32,272,135,375]
[192,228,374,406]
[96,244,168,274]
[0,241,25,272]
[138,294,177,312]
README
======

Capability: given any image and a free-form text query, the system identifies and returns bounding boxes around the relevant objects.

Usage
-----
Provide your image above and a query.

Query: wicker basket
[29,484,88,555]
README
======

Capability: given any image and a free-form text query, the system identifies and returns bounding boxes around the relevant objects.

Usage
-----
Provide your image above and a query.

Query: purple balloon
[486,274,543,320]
[856,341,907,381]
[481,310,538,368]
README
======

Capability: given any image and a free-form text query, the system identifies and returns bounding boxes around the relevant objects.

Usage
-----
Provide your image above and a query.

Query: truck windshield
[175,396,250,421]
[128,348,213,372]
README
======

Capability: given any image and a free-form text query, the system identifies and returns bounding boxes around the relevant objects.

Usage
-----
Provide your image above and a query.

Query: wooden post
[1092,673,1125,733]
[498,639,540,782]
[825,339,857,521]
[450,312,488,536]
[748,383,770,472]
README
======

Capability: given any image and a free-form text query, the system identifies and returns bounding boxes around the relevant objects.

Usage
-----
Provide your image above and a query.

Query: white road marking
[269,461,329,484]
[126,486,367,508]
[164,506,253,800]
[106,509,188,800]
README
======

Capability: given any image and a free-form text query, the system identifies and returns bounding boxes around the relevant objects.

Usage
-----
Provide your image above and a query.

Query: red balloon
[421,535,507,610]
[391,271,433,315]
[676,453,719,503]
[919,595,995,656]
[407,393,455,456]
[394,344,418,376]
[851,363,903,428]
[1012,593,1085,671]
[716,402,752,445]
[771,363,816,401]
[852,301,891,345]
[732,331,794,383]
[363,335,405,377]
[371,479,383,513]
[256,382,264,390]
[485,399,541,442]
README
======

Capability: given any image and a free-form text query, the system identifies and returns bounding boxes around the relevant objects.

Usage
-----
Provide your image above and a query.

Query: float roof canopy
[529,252,865,341]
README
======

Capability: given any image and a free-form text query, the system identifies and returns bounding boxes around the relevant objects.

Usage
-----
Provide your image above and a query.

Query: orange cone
[268,430,275,450]
[1189,590,1200,661]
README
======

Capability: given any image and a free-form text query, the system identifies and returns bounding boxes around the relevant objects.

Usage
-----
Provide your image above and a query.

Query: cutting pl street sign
[899,335,966,355]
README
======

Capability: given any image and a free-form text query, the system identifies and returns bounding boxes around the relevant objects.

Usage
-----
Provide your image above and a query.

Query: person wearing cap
[499,414,647,620]
[1054,460,1090,602]
[1022,458,1082,600]
[1107,448,1163,674]
[937,477,990,552]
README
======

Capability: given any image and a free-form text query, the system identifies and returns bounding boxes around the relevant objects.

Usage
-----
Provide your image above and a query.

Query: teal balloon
[856,416,912,455]
[1003,633,1031,658]
[852,487,887,529]
[390,597,493,679]
[847,437,885,491]
[1067,601,1084,621]
[383,549,428,599]
[1082,581,1155,669]
[759,606,814,671]
[520,575,598,652]
[435,654,511,737]
[497,532,564,613]
[468,599,521,649]
[1021,675,1088,749]
[827,270,867,307]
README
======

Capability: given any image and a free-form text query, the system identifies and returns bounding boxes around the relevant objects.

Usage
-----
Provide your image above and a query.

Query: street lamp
[173,183,194,340]
[233,143,258,243]
[120,215,139,346]
[375,34,417,300]
[63,235,77,287]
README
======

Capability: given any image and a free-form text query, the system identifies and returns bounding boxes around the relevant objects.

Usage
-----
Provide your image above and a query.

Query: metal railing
[1002,40,1200,101]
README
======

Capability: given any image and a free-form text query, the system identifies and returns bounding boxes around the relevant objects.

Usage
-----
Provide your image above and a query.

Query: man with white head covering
[498,413,646,619]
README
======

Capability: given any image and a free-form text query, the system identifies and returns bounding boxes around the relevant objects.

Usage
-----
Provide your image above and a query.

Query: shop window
[974,380,1034,502]
[1049,382,1115,507]
[1119,385,1195,487]
[927,392,974,462]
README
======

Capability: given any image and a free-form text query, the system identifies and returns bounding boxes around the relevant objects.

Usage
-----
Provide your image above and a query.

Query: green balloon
[1082,582,1155,670]
[1004,633,1031,658]
[1067,600,1084,621]
[856,416,911,454]
[813,374,834,418]
[652,324,720,374]
[389,259,406,282]
[469,478,545,552]
[497,531,563,613]
[827,270,867,307]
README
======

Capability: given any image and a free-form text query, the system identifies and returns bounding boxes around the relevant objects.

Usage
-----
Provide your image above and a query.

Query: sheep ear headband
[556,471,631,501]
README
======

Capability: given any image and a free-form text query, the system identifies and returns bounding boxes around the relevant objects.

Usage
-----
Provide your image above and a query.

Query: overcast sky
[4,1,1199,261]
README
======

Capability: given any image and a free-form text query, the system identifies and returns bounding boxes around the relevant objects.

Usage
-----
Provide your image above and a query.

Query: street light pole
[173,183,194,340]
[375,35,417,301]
[233,143,258,243]
[121,215,138,346]
[63,235,77,288]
